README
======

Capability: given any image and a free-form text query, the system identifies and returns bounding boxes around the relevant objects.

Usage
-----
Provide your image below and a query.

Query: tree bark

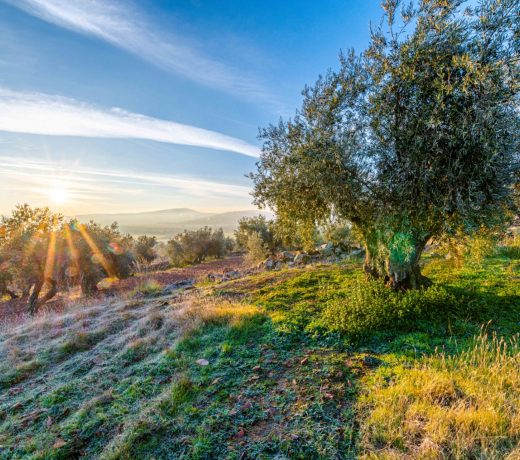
[27,278,58,315]
[363,233,431,290]
[28,278,44,315]
[38,278,58,305]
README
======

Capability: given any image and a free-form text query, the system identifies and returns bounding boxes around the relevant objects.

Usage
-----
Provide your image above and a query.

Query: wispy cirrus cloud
[0,155,251,197]
[4,0,283,111]
[0,87,260,157]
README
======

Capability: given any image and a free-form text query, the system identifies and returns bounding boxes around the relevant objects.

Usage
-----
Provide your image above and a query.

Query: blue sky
[0,0,381,215]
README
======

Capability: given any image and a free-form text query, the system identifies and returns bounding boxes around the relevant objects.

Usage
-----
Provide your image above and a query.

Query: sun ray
[43,230,57,281]
[64,224,80,277]
[77,224,117,279]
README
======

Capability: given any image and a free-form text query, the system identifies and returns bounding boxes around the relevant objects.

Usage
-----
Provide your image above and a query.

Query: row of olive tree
[0,204,159,313]
[251,0,519,290]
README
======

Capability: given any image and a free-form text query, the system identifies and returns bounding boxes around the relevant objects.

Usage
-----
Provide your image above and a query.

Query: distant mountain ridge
[74,208,273,240]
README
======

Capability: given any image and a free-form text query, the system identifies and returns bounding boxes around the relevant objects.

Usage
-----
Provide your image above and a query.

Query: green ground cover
[0,252,518,459]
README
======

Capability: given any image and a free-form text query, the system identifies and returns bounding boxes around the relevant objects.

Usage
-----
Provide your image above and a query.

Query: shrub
[318,280,459,340]
[167,227,230,266]
[235,215,274,251]
[133,235,157,263]
[245,231,269,264]
[322,220,356,252]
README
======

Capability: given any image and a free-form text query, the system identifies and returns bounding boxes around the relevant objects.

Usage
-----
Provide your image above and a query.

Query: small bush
[167,227,231,266]
[317,280,459,340]
[245,231,269,264]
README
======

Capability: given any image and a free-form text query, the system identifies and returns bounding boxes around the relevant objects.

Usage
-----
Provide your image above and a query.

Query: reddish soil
[0,255,246,329]
[108,255,247,294]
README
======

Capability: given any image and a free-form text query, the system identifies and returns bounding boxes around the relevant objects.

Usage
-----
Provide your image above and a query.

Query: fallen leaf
[53,439,66,449]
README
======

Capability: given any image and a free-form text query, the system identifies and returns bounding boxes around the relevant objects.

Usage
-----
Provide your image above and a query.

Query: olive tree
[0,205,135,312]
[0,205,64,313]
[251,0,519,289]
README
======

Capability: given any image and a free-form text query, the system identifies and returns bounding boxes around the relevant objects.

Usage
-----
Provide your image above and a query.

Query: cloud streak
[5,0,282,110]
[0,155,252,198]
[0,87,260,157]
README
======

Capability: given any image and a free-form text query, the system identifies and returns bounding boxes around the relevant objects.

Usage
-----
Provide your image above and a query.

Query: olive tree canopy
[251,0,519,289]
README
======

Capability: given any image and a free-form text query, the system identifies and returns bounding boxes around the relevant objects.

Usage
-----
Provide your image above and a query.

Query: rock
[349,248,365,258]
[279,251,295,262]
[294,253,311,265]
[318,242,335,257]
[196,358,209,366]
[264,258,276,270]
[224,270,240,279]
[362,355,384,368]
[163,279,195,294]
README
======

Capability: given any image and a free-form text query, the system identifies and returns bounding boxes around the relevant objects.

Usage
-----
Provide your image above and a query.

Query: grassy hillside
[75,209,274,240]
[0,253,519,459]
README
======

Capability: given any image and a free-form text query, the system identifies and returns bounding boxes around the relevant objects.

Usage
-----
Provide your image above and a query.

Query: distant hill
[74,208,273,240]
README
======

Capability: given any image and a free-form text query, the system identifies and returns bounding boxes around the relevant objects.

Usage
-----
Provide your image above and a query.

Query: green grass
[0,252,518,459]
[129,279,164,298]
[358,333,520,459]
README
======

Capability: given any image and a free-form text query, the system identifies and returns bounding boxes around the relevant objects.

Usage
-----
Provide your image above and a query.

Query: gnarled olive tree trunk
[28,278,58,315]
[363,230,431,290]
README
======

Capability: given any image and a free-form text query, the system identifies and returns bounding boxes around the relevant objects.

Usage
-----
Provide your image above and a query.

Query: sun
[47,186,70,205]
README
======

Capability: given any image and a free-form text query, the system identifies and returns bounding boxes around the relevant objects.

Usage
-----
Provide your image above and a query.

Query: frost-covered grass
[0,252,518,459]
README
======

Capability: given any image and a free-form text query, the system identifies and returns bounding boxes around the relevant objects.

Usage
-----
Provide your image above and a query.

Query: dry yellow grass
[360,333,520,459]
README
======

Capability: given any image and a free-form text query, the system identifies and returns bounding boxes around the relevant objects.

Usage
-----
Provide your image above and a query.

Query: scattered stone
[294,253,311,265]
[279,251,295,262]
[362,355,384,368]
[207,273,223,282]
[196,358,209,366]
[163,279,195,294]
[264,258,276,270]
